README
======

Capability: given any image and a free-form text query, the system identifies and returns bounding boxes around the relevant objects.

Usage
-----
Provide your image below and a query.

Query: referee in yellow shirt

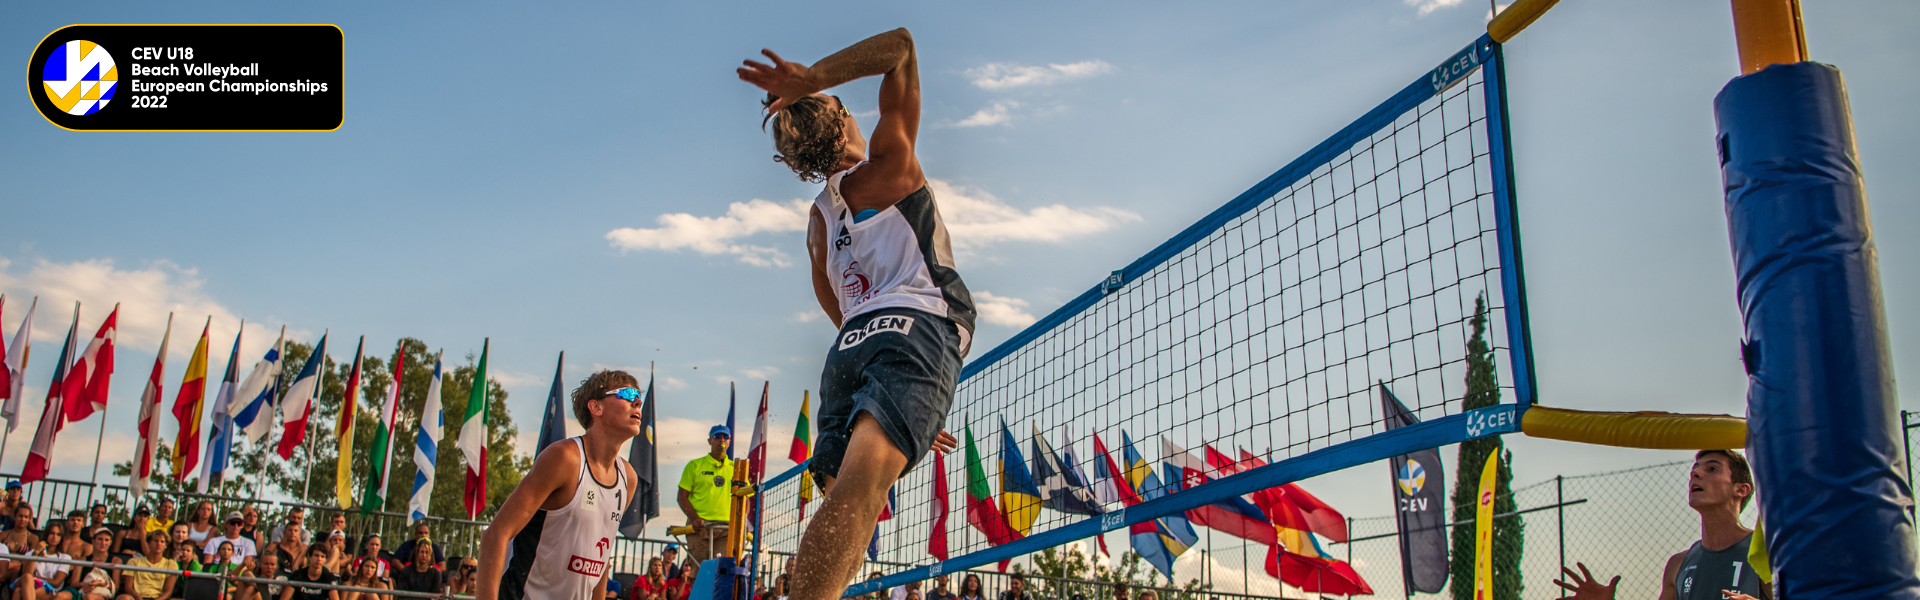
[678,425,734,562]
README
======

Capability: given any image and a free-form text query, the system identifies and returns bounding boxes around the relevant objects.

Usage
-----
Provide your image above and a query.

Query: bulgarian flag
[962,424,1020,570]
[169,318,211,481]
[130,314,172,498]
[459,339,491,518]
[789,391,813,519]
[360,345,405,515]
[335,337,365,508]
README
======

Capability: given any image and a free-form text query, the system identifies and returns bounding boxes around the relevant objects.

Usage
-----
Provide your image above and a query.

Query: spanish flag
[170,318,210,480]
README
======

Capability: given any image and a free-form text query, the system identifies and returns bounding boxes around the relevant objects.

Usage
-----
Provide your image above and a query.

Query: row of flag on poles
[0,296,501,521]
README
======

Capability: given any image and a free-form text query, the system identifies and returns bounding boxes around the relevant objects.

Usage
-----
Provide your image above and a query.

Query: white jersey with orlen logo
[501,437,629,600]
[814,163,977,355]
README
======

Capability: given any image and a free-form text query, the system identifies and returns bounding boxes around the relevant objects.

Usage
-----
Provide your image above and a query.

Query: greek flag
[410,352,445,523]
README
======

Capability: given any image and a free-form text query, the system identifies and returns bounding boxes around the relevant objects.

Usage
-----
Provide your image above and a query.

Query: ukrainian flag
[998,417,1042,536]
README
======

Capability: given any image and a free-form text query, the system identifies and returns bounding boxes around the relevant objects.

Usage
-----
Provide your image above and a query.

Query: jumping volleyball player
[1555,450,1768,600]
[738,28,967,600]
[478,371,644,600]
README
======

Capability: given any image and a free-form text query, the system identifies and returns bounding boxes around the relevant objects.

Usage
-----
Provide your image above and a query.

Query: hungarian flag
[459,338,491,518]
[200,325,243,494]
[928,449,951,560]
[746,382,769,483]
[361,346,406,515]
[23,305,81,483]
[278,333,328,460]
[334,337,365,508]
[789,391,813,519]
[170,318,211,481]
[409,351,445,524]
[535,351,566,452]
[4,297,39,434]
[62,303,116,423]
[131,314,173,498]
[229,326,286,442]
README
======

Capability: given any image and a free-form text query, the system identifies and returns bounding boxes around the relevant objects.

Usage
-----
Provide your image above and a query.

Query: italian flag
[361,346,405,514]
[459,339,490,518]
[964,424,1019,546]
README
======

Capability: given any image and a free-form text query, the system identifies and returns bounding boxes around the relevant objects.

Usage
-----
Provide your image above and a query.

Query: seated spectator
[0,505,41,552]
[61,512,91,559]
[285,546,337,600]
[168,541,202,573]
[956,575,984,600]
[605,580,623,600]
[338,559,388,600]
[389,524,441,568]
[144,500,176,536]
[16,527,73,600]
[118,531,178,600]
[85,507,109,538]
[997,574,1029,600]
[659,545,681,581]
[196,541,246,600]
[0,481,23,531]
[180,503,215,551]
[267,519,307,573]
[444,557,478,597]
[271,509,311,547]
[390,541,442,595]
[348,534,391,580]
[111,509,151,560]
[238,507,263,550]
[925,576,953,600]
[318,532,350,576]
[203,513,257,568]
[631,558,667,600]
[73,529,120,600]
[244,551,291,600]
[889,579,921,600]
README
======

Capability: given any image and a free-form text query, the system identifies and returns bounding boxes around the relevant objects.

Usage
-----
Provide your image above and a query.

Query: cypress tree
[1450,294,1523,600]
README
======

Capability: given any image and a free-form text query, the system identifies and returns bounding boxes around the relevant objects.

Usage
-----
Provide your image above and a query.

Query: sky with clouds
[2,0,1917,558]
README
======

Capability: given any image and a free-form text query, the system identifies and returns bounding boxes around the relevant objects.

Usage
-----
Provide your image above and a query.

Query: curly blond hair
[765,95,847,183]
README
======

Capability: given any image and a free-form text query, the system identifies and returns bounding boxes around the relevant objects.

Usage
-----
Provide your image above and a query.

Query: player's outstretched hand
[932,430,958,454]
[1553,563,1618,600]
[738,49,814,114]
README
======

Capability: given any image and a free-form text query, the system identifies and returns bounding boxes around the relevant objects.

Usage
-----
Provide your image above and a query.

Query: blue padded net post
[1715,62,1917,599]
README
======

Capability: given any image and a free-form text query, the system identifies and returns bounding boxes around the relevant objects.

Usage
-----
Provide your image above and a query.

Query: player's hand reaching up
[931,430,958,454]
[1553,563,1618,600]
[739,49,815,114]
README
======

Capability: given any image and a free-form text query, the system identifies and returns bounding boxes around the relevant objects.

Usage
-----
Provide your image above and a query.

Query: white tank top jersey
[501,438,630,600]
[815,163,978,355]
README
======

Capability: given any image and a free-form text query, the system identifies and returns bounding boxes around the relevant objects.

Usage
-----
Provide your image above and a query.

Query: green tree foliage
[1022,546,1206,600]
[1449,295,1522,600]
[110,338,531,521]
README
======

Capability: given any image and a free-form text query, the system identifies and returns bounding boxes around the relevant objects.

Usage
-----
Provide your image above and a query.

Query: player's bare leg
[788,414,907,600]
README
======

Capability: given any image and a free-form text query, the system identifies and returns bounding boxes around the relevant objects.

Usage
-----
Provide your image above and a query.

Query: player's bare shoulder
[1659,550,1685,600]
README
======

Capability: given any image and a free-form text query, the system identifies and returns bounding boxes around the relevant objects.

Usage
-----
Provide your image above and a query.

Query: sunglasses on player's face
[604,387,643,405]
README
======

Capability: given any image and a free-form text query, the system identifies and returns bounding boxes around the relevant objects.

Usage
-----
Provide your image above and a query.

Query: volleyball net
[756,33,1536,597]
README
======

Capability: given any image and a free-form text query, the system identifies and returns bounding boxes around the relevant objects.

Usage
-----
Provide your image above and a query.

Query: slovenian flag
[408,351,445,524]
[361,345,405,514]
[230,327,286,442]
[170,318,211,481]
[277,333,327,460]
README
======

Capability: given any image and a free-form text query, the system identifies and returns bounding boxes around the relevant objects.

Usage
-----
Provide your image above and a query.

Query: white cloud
[791,311,824,323]
[605,198,812,267]
[930,179,1140,249]
[604,181,1136,266]
[972,290,1038,328]
[955,101,1019,128]
[741,366,779,380]
[966,60,1115,90]
[0,256,304,364]
[1407,0,1466,16]
[487,370,544,388]
[660,376,689,391]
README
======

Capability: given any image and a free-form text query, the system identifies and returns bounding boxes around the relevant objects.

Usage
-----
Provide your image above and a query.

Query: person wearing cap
[604,578,623,600]
[0,481,23,531]
[204,511,258,568]
[111,506,152,559]
[677,425,735,563]
[659,545,681,581]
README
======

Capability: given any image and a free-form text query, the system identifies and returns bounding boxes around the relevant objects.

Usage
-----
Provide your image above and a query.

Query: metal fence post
[1556,475,1565,580]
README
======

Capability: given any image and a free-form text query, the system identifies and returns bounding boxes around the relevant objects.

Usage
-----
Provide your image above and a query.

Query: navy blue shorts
[813,308,962,484]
